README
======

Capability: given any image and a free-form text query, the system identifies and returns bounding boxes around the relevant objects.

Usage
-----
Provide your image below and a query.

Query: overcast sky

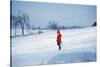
[12,1,96,27]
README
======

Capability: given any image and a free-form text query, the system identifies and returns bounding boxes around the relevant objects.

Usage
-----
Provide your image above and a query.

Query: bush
[38,30,43,34]
[92,22,96,27]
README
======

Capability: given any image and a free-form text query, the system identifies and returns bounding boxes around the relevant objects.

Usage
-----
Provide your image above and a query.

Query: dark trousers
[57,42,61,50]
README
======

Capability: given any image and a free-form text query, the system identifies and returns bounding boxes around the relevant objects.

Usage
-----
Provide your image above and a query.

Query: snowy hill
[11,27,96,66]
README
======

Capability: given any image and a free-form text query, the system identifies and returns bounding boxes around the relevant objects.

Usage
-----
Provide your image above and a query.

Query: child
[56,30,62,50]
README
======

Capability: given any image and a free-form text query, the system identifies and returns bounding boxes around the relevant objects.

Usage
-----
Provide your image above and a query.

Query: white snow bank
[11,27,97,66]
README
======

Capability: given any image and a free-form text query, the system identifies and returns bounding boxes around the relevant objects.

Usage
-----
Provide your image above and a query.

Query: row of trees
[47,21,83,30]
[47,21,97,30]
[11,11,97,36]
[31,21,84,30]
[11,12,30,36]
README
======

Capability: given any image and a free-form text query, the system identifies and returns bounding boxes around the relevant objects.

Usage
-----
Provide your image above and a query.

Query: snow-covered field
[11,27,97,66]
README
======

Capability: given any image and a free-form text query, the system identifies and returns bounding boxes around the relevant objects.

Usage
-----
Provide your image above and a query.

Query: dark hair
[57,30,60,33]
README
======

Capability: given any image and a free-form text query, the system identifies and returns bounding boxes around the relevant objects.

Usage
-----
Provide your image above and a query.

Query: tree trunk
[22,24,24,35]
[15,27,16,36]
[20,23,24,36]
[22,27,24,35]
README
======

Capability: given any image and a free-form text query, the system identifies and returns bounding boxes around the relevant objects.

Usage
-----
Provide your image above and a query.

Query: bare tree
[22,13,30,35]
[48,21,58,30]
[11,15,19,36]
[26,22,30,34]
[17,12,30,35]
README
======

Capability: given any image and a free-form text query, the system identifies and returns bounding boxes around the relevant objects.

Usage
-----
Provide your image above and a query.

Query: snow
[11,29,42,36]
[11,27,97,66]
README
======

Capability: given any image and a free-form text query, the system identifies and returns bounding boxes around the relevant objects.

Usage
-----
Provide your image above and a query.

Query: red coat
[57,33,62,43]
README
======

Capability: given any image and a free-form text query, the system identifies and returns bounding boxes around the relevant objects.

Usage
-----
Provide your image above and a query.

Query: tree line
[11,12,30,36]
[11,11,97,36]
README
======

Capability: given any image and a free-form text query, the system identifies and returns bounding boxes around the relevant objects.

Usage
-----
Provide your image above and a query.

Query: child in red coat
[56,30,62,50]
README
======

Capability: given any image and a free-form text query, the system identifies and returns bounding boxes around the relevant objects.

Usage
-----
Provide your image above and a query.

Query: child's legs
[57,42,61,50]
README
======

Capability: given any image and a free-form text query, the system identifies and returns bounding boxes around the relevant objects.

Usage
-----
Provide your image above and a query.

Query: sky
[11,1,96,27]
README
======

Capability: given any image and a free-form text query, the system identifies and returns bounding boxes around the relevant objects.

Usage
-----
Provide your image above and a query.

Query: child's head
[57,30,60,34]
